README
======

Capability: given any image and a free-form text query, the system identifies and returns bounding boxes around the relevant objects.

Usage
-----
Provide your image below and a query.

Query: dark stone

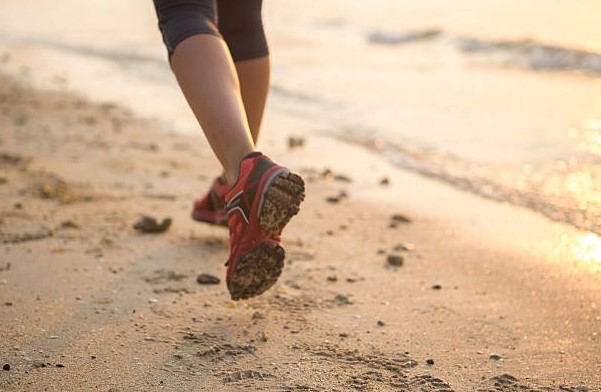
[327,275,338,282]
[390,214,412,223]
[133,216,172,234]
[426,359,434,365]
[387,254,404,267]
[432,284,442,290]
[489,353,502,361]
[377,320,385,326]
[55,363,65,368]
[196,274,220,285]
[3,363,10,371]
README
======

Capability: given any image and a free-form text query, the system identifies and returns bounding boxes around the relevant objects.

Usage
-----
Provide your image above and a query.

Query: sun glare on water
[572,232,601,265]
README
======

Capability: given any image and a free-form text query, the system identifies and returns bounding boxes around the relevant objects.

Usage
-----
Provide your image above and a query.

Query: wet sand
[0,72,600,391]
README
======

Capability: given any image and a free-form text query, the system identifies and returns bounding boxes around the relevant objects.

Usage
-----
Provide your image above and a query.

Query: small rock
[387,254,404,267]
[287,136,305,149]
[379,177,390,186]
[393,242,414,251]
[333,174,352,183]
[55,363,65,368]
[390,214,412,223]
[326,190,348,204]
[426,359,435,365]
[339,332,349,338]
[196,273,220,285]
[4,302,13,306]
[133,216,172,234]
[377,320,385,327]
[14,202,22,209]
[60,220,80,229]
[0,279,7,285]
[48,336,58,339]
[335,294,352,305]
[326,275,338,282]
[3,363,10,371]
[377,248,386,255]
[252,311,265,320]
[489,353,502,361]
[32,361,46,368]
[148,298,159,304]
[432,284,442,290]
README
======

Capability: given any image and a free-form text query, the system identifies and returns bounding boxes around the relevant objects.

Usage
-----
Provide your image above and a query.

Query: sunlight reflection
[572,232,601,265]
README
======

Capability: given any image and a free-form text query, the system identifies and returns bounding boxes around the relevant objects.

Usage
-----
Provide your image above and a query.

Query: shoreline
[1,71,600,391]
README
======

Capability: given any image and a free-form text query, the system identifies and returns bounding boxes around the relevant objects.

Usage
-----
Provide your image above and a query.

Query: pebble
[379,177,390,186]
[49,335,58,339]
[432,284,442,290]
[252,311,265,320]
[489,353,502,361]
[196,273,220,285]
[387,254,404,267]
[55,363,65,368]
[377,320,385,327]
[390,214,412,223]
[426,359,435,365]
[326,275,338,282]
[393,242,414,251]
[148,298,159,304]
[133,216,172,234]
[0,279,7,285]
[335,294,352,305]
[3,364,10,371]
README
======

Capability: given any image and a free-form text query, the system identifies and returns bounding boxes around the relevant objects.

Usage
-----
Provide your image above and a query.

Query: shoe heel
[259,171,305,234]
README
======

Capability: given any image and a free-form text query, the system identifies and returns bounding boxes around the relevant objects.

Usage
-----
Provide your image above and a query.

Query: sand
[0,72,600,391]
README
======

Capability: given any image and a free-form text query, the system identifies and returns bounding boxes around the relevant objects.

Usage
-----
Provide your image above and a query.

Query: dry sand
[0,72,600,391]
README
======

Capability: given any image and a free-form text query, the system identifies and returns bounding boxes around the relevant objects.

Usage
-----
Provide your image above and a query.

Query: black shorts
[153,0,269,61]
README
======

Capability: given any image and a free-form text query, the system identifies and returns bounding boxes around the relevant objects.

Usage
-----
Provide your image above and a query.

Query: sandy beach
[1,0,601,390]
[0,68,600,391]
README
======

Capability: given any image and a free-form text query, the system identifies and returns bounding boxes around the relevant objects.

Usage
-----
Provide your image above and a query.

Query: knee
[153,0,221,57]
[218,0,269,62]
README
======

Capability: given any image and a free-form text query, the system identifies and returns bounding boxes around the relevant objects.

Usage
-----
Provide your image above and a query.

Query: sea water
[0,0,600,235]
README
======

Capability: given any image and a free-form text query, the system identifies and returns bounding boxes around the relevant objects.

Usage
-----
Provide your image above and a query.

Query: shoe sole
[228,171,305,300]
[259,171,305,235]
[229,242,285,300]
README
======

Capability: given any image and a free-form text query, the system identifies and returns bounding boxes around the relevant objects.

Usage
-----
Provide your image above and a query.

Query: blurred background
[1,0,600,242]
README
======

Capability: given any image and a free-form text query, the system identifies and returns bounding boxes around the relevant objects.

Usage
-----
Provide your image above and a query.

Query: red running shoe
[191,176,230,227]
[225,152,305,300]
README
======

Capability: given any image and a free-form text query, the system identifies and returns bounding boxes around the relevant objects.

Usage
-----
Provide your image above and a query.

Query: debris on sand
[387,254,404,267]
[288,136,305,149]
[390,214,412,224]
[133,216,172,234]
[489,353,502,361]
[326,190,349,204]
[1,228,53,244]
[196,273,220,285]
[393,242,414,252]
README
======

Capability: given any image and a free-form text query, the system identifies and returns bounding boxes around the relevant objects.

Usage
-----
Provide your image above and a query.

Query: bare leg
[235,55,270,144]
[170,34,254,185]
